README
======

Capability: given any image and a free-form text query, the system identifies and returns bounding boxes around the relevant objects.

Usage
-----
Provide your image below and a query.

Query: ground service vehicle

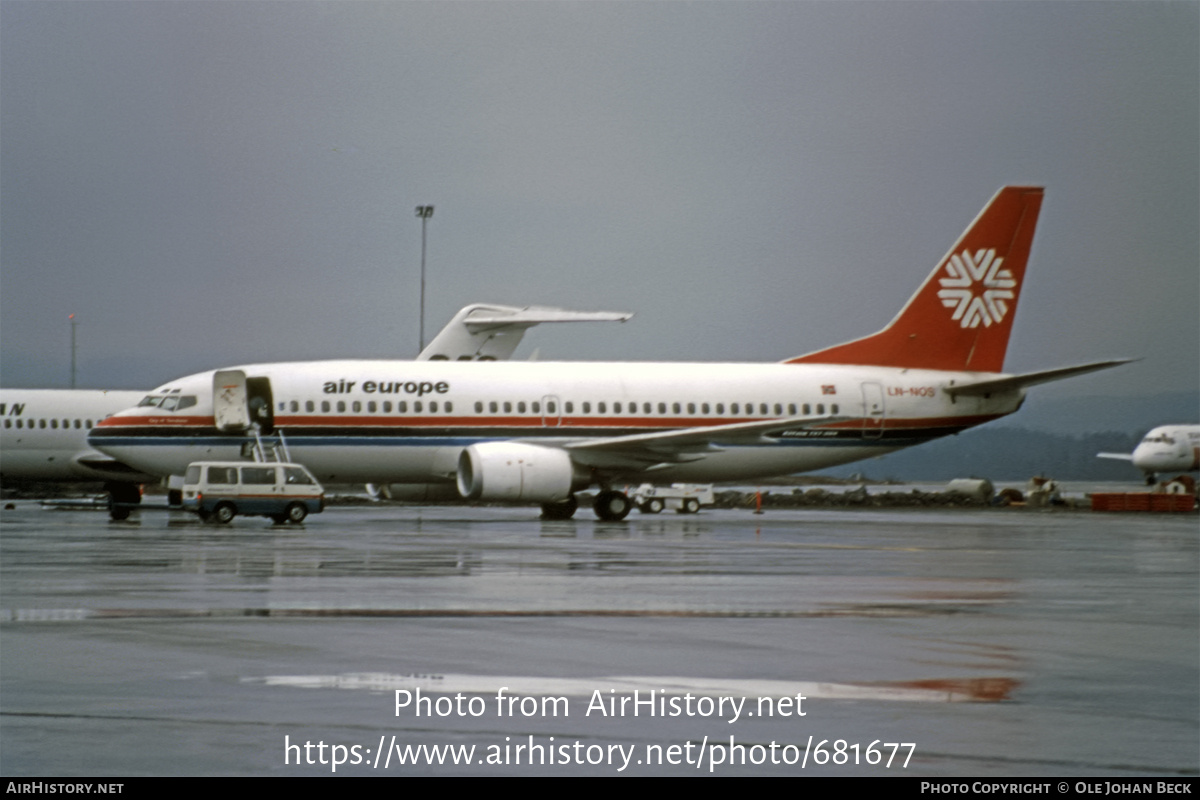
[182,461,324,524]
[633,483,714,514]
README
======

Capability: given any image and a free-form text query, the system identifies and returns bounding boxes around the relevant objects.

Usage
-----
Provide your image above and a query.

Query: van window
[241,467,277,485]
[207,466,237,484]
[185,465,201,483]
[284,467,314,485]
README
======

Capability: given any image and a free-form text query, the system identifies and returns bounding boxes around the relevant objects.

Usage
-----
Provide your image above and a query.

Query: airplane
[0,389,151,483]
[1097,425,1200,484]
[1,389,154,516]
[90,186,1130,521]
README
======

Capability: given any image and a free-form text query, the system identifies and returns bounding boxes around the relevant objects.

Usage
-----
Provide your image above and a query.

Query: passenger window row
[280,399,454,414]
[3,418,96,430]
[469,400,839,416]
[274,398,841,418]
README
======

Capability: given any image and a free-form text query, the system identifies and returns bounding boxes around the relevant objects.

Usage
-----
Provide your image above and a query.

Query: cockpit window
[1142,434,1176,445]
[138,394,196,411]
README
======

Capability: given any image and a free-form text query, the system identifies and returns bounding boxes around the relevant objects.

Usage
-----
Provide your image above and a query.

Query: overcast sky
[2,1,1196,406]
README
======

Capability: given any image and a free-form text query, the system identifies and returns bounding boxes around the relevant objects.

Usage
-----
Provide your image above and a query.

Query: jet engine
[456,442,584,503]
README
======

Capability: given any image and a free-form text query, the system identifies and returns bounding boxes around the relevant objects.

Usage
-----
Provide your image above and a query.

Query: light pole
[68,313,77,388]
[415,205,434,352]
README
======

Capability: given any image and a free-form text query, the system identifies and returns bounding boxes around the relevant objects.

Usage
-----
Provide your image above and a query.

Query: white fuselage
[89,359,1024,485]
[1,389,151,482]
[1130,425,1200,475]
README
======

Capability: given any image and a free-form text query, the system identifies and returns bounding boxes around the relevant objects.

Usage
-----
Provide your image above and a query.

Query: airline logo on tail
[938,248,1017,328]
[786,186,1043,372]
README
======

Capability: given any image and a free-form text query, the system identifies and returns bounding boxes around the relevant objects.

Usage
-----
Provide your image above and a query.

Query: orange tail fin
[787,186,1044,373]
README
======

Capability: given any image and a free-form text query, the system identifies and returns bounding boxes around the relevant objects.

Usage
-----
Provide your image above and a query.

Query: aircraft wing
[551,415,847,471]
[1096,452,1134,461]
[942,359,1134,397]
[418,303,632,361]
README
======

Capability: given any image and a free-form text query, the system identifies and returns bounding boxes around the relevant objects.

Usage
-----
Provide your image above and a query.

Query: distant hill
[1001,391,1198,435]
[822,427,1147,482]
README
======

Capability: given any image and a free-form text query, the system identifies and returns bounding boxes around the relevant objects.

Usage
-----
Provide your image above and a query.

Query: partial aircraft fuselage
[0,389,151,483]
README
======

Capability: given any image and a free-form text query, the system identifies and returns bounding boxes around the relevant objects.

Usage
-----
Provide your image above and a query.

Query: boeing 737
[91,187,1129,520]
[1098,425,1200,484]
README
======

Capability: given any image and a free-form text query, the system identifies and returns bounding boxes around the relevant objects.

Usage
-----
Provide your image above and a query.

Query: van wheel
[213,502,236,524]
[285,503,308,523]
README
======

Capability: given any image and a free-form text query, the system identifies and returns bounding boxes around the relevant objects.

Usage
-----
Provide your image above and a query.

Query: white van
[182,461,324,524]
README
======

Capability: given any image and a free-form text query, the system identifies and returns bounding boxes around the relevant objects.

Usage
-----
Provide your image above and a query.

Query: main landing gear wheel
[593,490,632,521]
[639,498,664,514]
[540,494,578,520]
[105,482,141,521]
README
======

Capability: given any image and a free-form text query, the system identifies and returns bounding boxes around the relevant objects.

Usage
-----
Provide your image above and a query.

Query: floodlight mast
[415,205,435,353]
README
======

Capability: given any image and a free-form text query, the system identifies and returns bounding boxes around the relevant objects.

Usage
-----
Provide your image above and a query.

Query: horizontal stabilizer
[943,359,1134,397]
[461,307,632,331]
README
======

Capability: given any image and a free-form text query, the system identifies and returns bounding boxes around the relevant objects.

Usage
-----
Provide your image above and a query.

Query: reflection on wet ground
[1,503,1196,776]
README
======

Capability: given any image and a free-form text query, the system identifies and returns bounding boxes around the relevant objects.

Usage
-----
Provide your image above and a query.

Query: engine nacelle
[456,442,582,503]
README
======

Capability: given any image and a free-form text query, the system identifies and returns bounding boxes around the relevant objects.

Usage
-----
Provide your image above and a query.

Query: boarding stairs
[249,427,293,464]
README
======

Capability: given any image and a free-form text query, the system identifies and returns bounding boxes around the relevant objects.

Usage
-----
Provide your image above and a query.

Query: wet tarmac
[1,500,1196,776]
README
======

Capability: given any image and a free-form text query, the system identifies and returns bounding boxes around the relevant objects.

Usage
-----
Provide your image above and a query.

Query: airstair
[248,427,293,464]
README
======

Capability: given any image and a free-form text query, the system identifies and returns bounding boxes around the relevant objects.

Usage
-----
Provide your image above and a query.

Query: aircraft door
[246,377,275,434]
[861,382,885,439]
[541,395,562,428]
[213,371,275,434]
[213,370,250,432]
